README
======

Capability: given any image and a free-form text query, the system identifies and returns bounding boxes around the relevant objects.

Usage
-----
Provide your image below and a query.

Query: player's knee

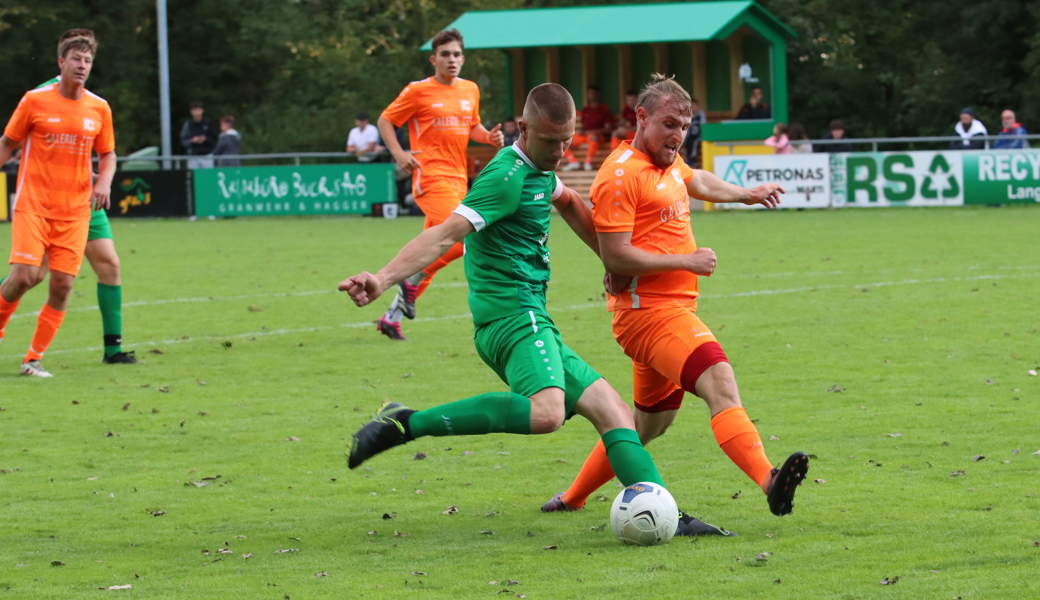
[529,389,566,434]
[48,275,75,300]
[9,270,38,292]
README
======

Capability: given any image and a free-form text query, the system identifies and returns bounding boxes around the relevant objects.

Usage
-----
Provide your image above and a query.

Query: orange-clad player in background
[561,84,613,171]
[375,28,504,340]
[0,32,116,377]
[541,74,810,522]
[610,90,638,151]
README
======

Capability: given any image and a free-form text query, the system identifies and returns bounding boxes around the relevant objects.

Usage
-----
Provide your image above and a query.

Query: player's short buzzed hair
[636,73,692,118]
[431,28,464,53]
[524,83,575,125]
[58,28,97,59]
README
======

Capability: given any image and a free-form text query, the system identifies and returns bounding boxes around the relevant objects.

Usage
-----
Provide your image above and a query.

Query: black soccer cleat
[348,402,415,469]
[540,492,582,513]
[376,317,407,341]
[674,511,737,537]
[766,451,809,516]
[102,351,138,365]
[398,280,419,320]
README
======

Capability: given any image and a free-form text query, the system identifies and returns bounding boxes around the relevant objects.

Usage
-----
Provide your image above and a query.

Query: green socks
[602,428,664,487]
[97,283,123,357]
[407,392,532,438]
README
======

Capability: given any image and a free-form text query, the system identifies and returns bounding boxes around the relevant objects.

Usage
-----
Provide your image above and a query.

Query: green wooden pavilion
[422,1,797,144]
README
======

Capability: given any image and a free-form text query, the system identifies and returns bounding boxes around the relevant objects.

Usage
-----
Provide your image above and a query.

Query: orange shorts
[612,301,727,411]
[9,210,89,276]
[415,180,467,228]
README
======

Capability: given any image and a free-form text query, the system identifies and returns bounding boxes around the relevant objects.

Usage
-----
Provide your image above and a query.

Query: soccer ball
[610,482,678,546]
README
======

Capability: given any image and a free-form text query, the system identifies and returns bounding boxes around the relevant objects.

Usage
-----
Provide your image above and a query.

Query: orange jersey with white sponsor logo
[591,142,698,311]
[4,84,115,221]
[381,77,480,198]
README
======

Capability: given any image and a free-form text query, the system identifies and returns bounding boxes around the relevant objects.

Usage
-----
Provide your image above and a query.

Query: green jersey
[452,144,563,328]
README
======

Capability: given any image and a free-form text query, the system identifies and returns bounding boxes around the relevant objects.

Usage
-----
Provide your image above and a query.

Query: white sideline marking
[1,271,1036,360]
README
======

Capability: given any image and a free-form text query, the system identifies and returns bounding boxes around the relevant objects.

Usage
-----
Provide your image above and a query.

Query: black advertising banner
[108,170,192,218]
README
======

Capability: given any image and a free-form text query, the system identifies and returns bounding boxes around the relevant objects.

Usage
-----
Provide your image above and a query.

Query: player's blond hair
[636,73,692,117]
[58,28,97,59]
[524,84,575,124]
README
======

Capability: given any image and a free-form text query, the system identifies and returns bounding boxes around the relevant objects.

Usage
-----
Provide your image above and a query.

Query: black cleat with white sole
[675,511,737,537]
[348,402,415,469]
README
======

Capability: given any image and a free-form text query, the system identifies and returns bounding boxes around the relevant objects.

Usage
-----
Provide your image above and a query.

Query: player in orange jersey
[561,84,613,171]
[0,32,116,377]
[541,74,809,523]
[375,28,504,340]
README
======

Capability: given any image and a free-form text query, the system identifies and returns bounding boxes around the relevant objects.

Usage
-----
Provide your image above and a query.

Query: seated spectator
[787,123,812,153]
[501,117,520,147]
[611,90,638,151]
[682,98,707,168]
[563,84,613,171]
[347,111,381,162]
[993,110,1029,150]
[764,123,791,154]
[735,85,770,120]
[952,108,987,150]
[816,119,853,153]
[213,115,241,167]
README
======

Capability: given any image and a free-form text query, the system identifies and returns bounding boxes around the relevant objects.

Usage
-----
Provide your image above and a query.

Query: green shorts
[87,209,112,241]
[474,310,601,416]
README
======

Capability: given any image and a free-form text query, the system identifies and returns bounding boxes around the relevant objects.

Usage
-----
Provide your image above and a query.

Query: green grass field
[1,206,1038,599]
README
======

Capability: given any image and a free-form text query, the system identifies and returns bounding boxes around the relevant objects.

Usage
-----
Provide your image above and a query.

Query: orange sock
[416,241,464,299]
[25,303,65,362]
[710,406,773,492]
[561,440,616,508]
[0,294,20,340]
[586,141,600,163]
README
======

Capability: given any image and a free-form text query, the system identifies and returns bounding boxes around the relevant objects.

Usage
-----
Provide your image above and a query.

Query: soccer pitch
[0,206,1037,599]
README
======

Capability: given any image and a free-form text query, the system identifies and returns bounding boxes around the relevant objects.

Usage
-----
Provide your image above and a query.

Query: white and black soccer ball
[610,482,678,546]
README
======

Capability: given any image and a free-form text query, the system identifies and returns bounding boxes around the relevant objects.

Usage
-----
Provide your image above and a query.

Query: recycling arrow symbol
[921,155,960,199]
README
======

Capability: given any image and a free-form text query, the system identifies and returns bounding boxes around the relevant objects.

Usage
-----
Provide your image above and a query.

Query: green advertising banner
[193,163,395,217]
[836,151,964,207]
[962,150,1040,205]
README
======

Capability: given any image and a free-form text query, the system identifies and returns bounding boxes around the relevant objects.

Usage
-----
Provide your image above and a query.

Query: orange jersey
[591,142,698,311]
[381,77,480,197]
[4,84,115,221]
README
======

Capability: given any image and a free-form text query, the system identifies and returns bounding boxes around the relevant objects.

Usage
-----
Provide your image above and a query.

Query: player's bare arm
[340,213,475,306]
[551,184,600,256]
[0,134,19,165]
[470,122,504,148]
[687,170,783,208]
[599,231,717,277]
[92,150,117,211]
[377,115,421,173]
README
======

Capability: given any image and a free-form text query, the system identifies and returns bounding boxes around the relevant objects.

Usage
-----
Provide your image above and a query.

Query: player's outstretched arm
[687,170,783,208]
[552,185,600,256]
[599,231,717,277]
[339,213,475,307]
[470,123,504,148]
[92,150,117,211]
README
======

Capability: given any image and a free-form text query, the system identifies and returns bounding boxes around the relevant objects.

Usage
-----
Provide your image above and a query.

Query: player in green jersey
[341,83,731,537]
[0,29,136,364]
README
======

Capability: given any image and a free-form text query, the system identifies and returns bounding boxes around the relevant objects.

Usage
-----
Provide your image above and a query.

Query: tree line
[2,0,1038,155]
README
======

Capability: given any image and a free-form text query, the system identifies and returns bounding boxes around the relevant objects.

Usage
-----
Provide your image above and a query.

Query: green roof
[421,1,796,51]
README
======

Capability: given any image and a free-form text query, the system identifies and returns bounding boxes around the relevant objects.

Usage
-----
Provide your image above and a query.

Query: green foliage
[3,0,1040,153]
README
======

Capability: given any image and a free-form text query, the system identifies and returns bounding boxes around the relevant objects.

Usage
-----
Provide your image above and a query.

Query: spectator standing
[952,108,987,150]
[993,110,1029,149]
[179,101,217,168]
[787,123,812,153]
[501,117,519,147]
[683,98,707,168]
[610,90,638,150]
[816,119,853,153]
[347,111,381,162]
[764,122,791,154]
[562,84,613,171]
[735,85,770,120]
[213,115,241,167]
